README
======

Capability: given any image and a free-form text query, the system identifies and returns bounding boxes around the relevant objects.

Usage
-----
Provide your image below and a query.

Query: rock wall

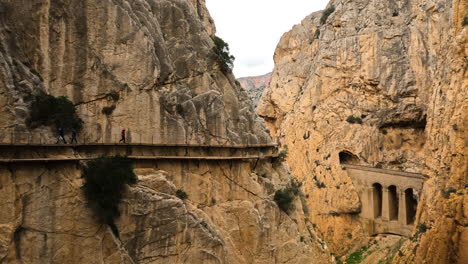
[257,0,467,261]
[0,0,269,145]
[0,160,330,264]
[237,73,272,108]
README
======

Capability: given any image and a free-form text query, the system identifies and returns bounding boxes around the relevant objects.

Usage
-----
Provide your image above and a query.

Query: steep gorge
[258,0,466,262]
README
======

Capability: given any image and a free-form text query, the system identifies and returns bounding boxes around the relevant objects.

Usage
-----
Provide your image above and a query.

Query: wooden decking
[0,143,279,163]
[0,154,279,163]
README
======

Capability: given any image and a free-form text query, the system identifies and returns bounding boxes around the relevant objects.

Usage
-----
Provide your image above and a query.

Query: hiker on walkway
[119,128,126,143]
[56,127,67,144]
[70,128,77,144]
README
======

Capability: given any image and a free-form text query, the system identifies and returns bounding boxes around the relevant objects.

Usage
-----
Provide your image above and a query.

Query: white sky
[206,0,329,78]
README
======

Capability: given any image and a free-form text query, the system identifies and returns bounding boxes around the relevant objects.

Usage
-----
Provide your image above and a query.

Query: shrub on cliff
[212,36,235,74]
[346,115,363,124]
[102,105,116,115]
[25,94,83,130]
[320,5,335,24]
[81,155,137,236]
[274,179,302,213]
[176,189,188,200]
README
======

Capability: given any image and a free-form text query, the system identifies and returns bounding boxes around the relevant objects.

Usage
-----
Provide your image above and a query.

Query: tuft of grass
[102,105,116,115]
[176,189,188,200]
[81,155,137,236]
[26,93,83,130]
[320,5,336,24]
[346,246,368,264]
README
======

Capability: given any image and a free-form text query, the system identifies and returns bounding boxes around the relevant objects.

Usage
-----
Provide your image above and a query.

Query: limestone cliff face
[0,161,330,264]
[0,0,269,145]
[0,0,331,263]
[258,0,467,261]
[237,73,272,108]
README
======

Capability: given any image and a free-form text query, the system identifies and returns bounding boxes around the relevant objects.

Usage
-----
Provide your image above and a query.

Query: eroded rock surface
[0,161,330,264]
[258,0,467,261]
[0,0,269,145]
[237,73,272,108]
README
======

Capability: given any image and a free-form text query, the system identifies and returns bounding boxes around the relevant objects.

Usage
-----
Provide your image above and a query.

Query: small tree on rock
[213,36,235,74]
[81,155,137,236]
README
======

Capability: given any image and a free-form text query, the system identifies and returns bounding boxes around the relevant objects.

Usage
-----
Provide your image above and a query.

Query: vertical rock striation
[0,0,269,145]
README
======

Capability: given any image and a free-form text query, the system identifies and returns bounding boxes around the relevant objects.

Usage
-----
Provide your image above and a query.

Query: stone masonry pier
[343,164,428,237]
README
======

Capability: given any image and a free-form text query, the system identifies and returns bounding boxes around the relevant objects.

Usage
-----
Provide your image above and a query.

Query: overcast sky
[206,0,329,78]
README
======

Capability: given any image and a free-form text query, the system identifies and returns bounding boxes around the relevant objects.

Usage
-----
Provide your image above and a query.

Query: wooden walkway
[0,143,279,163]
[0,143,278,149]
[0,154,278,163]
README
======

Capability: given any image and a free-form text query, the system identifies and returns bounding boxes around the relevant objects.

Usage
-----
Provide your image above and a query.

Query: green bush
[274,179,302,213]
[346,247,367,264]
[102,105,116,115]
[277,145,289,162]
[346,115,363,124]
[176,189,188,200]
[26,94,83,130]
[463,16,468,26]
[411,223,430,241]
[320,5,335,24]
[81,155,137,236]
[213,36,235,74]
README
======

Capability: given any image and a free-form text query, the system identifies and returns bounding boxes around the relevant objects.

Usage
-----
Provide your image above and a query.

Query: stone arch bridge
[343,164,427,237]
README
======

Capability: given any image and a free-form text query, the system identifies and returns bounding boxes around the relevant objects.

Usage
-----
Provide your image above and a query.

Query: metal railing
[0,129,278,147]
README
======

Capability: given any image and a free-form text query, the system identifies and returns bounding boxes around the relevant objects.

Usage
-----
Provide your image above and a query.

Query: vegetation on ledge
[274,179,302,213]
[320,5,335,24]
[213,35,235,74]
[81,155,137,236]
[25,93,83,130]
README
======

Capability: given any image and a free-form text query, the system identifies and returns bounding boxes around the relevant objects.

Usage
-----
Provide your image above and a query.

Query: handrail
[342,164,428,180]
[0,130,277,148]
[0,154,279,163]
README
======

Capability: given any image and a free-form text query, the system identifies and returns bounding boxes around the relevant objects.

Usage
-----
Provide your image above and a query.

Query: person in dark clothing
[119,128,126,143]
[56,127,67,144]
[70,128,77,144]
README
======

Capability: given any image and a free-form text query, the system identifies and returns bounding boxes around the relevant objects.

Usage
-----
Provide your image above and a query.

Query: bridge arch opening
[339,151,360,165]
[405,188,417,224]
[388,185,399,221]
[372,183,383,218]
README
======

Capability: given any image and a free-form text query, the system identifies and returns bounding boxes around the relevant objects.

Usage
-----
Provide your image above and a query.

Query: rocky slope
[0,160,330,264]
[0,0,331,263]
[258,0,467,262]
[237,73,271,107]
